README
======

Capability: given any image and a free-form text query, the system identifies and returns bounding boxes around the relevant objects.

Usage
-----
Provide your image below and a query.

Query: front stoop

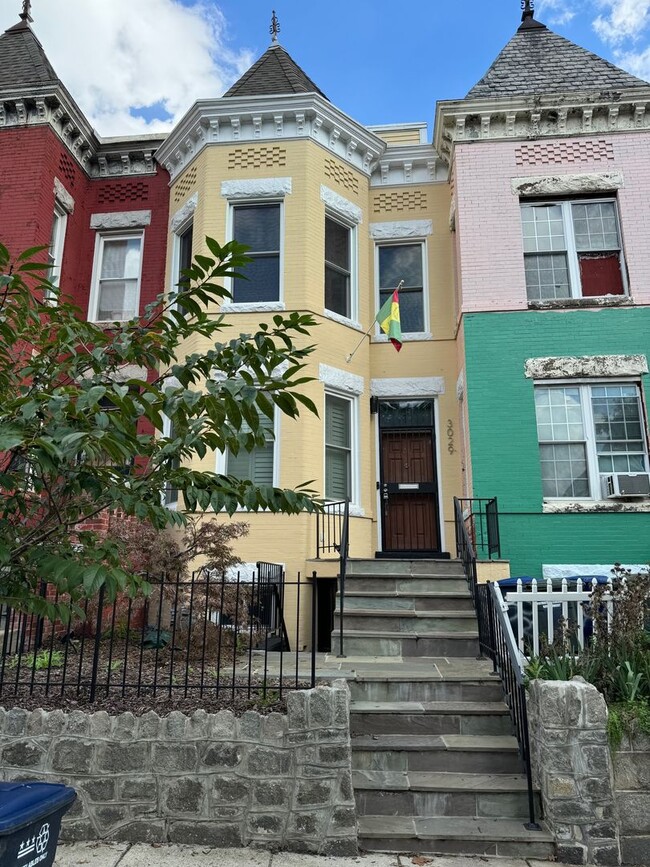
[334,557,555,859]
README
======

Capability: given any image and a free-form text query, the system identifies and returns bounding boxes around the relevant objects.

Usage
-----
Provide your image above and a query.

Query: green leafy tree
[0,238,318,618]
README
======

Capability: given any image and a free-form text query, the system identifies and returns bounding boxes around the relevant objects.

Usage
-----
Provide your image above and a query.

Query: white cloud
[536,0,577,26]
[593,0,650,45]
[0,0,253,137]
[613,44,650,79]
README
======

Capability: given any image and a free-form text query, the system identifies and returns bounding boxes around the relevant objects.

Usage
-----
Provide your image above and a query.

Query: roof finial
[521,0,534,20]
[270,10,280,43]
[19,0,33,22]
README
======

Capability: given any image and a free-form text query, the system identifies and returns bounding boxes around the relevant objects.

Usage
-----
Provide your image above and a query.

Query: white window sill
[222,302,285,313]
[372,332,432,344]
[543,499,650,513]
[528,296,632,311]
[322,309,363,331]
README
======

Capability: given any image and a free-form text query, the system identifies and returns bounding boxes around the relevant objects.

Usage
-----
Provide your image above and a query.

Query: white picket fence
[496,577,615,658]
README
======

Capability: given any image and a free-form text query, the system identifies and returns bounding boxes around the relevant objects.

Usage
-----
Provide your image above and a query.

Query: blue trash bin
[0,781,76,867]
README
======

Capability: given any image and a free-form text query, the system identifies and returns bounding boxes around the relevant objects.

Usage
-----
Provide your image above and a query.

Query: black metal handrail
[336,498,350,658]
[457,497,501,560]
[454,496,491,657]
[316,500,347,558]
[487,581,540,831]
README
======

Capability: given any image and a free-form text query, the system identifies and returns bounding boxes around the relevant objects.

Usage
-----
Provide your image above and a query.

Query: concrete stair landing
[332,557,553,859]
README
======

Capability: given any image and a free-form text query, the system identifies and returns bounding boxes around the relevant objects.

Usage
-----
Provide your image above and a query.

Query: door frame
[374,396,445,555]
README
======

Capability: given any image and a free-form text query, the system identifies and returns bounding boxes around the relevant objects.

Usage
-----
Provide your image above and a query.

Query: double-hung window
[325,394,353,501]
[535,383,649,499]
[174,222,193,300]
[325,216,352,319]
[232,203,280,303]
[377,243,425,333]
[46,204,68,301]
[226,413,276,486]
[91,234,143,322]
[522,199,626,301]
[162,417,180,509]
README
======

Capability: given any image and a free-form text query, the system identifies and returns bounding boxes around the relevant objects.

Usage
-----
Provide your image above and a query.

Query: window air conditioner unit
[601,472,650,499]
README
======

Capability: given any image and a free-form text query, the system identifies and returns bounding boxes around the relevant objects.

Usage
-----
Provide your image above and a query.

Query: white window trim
[535,377,650,502]
[223,198,285,309]
[161,415,178,511]
[47,203,68,299]
[215,411,281,493]
[324,389,360,510]
[522,197,628,301]
[324,210,359,327]
[374,239,431,339]
[88,231,144,324]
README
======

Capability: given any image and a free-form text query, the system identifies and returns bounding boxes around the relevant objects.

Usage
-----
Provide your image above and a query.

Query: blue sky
[1,1,649,136]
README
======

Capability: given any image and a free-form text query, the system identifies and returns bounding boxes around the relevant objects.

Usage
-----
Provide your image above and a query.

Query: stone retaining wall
[613,731,650,866]
[528,678,621,866]
[0,680,357,855]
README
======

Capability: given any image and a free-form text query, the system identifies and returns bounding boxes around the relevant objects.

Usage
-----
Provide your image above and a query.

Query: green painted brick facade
[464,307,650,577]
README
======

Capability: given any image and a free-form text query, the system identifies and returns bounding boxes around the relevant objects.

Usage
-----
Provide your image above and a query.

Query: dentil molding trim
[320,185,362,224]
[370,376,445,397]
[90,210,152,230]
[369,219,432,240]
[319,364,365,395]
[170,192,198,232]
[512,171,624,197]
[221,178,292,199]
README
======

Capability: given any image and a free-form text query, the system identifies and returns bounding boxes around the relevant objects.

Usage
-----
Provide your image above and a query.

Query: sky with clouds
[1,0,649,138]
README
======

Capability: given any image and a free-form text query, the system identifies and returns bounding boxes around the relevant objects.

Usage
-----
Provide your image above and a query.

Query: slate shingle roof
[0,19,60,89]
[467,17,649,99]
[224,44,327,100]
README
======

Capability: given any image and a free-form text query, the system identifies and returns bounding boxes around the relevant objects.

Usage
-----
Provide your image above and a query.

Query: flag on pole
[375,290,402,352]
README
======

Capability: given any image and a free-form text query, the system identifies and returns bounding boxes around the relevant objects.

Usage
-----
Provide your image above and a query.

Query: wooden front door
[380,426,440,553]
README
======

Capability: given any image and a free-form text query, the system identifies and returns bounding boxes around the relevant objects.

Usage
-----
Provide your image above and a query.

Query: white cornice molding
[369,219,432,240]
[434,90,650,164]
[370,377,445,397]
[320,185,363,224]
[319,363,365,396]
[369,143,447,186]
[155,93,386,182]
[0,84,164,179]
[221,178,292,199]
[170,192,198,232]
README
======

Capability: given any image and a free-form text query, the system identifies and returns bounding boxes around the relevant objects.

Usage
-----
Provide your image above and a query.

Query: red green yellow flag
[375,290,402,352]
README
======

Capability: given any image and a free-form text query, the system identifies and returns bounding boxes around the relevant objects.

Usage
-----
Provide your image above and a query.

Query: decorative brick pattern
[58,152,77,188]
[372,189,428,214]
[97,182,149,205]
[324,158,359,195]
[515,140,614,167]
[227,147,287,171]
[173,166,198,204]
[0,681,356,855]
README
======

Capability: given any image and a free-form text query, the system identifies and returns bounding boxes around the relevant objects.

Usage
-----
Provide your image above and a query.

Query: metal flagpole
[345,280,403,364]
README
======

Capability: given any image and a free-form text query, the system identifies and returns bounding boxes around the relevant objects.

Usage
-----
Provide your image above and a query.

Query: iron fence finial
[20,0,33,22]
[270,10,280,43]
[521,0,534,21]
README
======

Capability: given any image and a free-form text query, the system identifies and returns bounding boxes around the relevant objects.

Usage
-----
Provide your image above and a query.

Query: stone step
[357,815,554,858]
[353,770,541,819]
[347,559,466,577]
[350,700,513,736]
[343,577,470,594]
[341,591,474,612]
[339,631,480,658]
[334,610,477,635]
[351,734,523,774]
[348,676,504,704]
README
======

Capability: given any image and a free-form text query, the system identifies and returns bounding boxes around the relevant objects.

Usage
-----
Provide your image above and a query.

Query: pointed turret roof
[467,15,649,99]
[0,17,60,89]
[224,43,328,100]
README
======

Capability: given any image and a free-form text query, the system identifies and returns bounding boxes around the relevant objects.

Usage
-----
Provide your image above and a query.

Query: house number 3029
[447,419,455,455]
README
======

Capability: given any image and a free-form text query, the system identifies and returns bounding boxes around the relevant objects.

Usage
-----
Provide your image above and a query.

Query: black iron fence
[453,496,491,657]
[457,497,501,560]
[316,500,347,558]
[486,581,540,830]
[0,568,316,704]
